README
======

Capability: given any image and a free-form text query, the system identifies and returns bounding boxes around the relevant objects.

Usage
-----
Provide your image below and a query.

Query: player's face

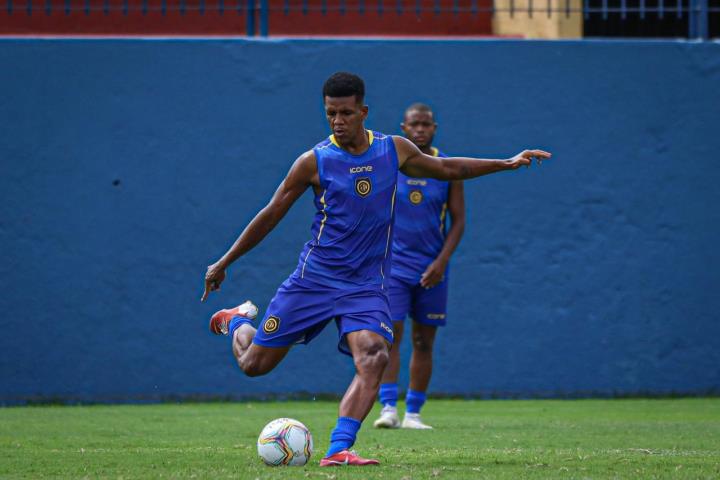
[324,96,368,144]
[401,110,436,149]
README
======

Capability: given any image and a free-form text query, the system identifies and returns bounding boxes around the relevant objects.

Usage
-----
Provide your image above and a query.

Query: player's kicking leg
[401,321,437,429]
[209,301,290,377]
[320,330,389,467]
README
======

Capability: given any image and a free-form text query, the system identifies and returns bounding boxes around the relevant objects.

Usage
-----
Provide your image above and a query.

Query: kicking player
[374,103,464,430]
[202,72,551,466]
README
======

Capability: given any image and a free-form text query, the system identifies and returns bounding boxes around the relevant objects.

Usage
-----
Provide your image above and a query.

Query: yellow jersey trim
[380,184,398,288]
[439,202,448,232]
[329,130,374,149]
[431,146,439,157]
[301,189,328,278]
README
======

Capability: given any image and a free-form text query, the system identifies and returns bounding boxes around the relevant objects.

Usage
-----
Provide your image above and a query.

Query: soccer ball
[257,418,313,466]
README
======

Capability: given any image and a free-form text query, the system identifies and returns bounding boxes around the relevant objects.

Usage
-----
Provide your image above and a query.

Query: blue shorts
[253,277,395,356]
[388,276,448,326]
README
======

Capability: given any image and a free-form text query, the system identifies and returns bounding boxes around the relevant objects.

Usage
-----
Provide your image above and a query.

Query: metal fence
[1,0,718,38]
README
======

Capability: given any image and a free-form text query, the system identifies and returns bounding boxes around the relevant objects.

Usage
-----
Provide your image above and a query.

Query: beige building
[493,0,583,38]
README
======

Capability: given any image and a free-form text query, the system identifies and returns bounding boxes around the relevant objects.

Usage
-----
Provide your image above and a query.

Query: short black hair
[323,72,365,103]
[405,102,433,117]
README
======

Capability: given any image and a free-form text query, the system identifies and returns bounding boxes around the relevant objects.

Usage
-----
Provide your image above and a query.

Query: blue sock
[405,389,427,414]
[378,383,399,407]
[325,417,361,457]
[229,315,252,337]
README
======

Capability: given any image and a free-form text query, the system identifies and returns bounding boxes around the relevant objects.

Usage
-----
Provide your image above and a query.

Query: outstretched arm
[394,136,551,180]
[201,151,319,301]
[420,180,466,288]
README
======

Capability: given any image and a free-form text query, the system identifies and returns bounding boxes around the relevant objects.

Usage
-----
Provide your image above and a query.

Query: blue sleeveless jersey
[391,147,450,284]
[290,130,399,290]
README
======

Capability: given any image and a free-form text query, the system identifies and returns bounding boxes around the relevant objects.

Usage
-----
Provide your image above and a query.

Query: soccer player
[202,72,550,467]
[374,103,463,430]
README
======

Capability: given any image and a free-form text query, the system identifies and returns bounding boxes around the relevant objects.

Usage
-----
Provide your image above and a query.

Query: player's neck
[337,129,371,155]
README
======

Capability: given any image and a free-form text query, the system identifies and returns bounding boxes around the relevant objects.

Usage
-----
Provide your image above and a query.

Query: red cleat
[319,450,380,467]
[209,300,258,335]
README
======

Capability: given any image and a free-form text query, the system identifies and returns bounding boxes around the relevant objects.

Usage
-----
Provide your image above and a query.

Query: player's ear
[400,122,408,134]
[361,104,369,119]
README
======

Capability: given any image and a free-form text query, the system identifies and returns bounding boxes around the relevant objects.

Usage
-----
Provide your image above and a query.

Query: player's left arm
[420,181,466,289]
[394,136,551,180]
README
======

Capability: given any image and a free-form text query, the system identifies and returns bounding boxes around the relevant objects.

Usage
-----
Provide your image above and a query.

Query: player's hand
[420,258,447,289]
[507,149,552,169]
[201,262,226,302]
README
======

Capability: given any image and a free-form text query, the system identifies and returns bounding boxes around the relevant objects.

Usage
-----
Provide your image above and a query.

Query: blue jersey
[391,147,450,284]
[290,130,399,290]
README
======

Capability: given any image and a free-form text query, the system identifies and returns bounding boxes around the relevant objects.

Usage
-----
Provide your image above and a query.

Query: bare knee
[238,356,269,377]
[412,331,434,354]
[235,343,288,378]
[355,341,390,375]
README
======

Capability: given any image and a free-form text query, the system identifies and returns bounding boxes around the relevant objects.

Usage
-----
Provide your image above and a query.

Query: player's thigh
[253,280,334,349]
[240,343,291,375]
[335,291,395,356]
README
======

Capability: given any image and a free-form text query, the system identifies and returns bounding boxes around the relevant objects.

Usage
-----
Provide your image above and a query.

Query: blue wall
[1,39,719,403]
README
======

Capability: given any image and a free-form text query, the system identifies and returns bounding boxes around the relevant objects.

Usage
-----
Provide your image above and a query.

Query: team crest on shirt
[355,177,372,197]
[409,190,423,205]
[263,316,281,334]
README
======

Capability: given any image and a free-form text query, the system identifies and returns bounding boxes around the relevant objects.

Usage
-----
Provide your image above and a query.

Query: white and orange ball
[257,418,313,466]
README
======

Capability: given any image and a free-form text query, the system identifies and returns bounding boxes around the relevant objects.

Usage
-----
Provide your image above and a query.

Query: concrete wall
[1,39,719,403]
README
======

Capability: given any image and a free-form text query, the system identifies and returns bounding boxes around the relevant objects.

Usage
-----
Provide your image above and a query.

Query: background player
[374,103,464,430]
[202,72,551,466]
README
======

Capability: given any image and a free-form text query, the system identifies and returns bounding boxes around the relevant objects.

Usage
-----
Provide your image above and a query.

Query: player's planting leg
[402,322,437,429]
[374,320,404,428]
[209,301,289,377]
[320,330,389,467]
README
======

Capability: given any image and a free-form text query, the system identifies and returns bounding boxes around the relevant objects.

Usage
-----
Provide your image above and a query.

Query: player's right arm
[201,151,319,301]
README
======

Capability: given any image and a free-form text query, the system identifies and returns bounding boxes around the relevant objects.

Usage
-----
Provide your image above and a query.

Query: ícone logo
[380,322,394,338]
[355,177,372,197]
[409,190,423,205]
[263,316,281,334]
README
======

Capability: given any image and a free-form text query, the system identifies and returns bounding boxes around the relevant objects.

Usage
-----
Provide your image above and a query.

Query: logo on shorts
[427,313,446,320]
[263,315,281,334]
[380,322,394,338]
[409,190,423,205]
[355,177,372,197]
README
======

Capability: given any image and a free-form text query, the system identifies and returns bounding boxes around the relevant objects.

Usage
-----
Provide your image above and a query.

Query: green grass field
[1,398,719,479]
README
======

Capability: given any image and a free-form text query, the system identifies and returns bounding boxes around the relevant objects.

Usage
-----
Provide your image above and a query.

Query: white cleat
[401,413,433,429]
[373,406,400,429]
[235,300,259,319]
